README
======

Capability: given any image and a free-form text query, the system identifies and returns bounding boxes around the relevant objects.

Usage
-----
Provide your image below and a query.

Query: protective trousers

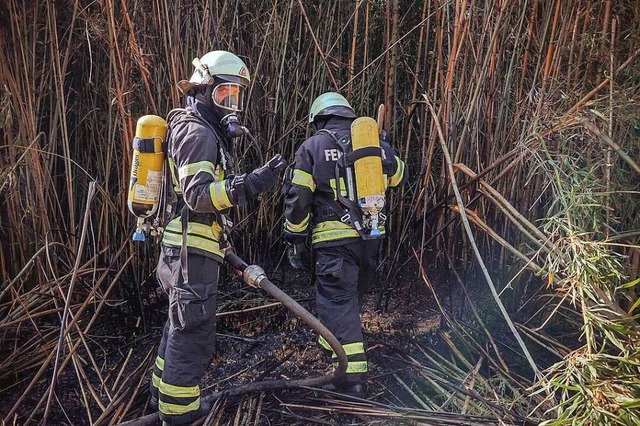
[314,239,381,385]
[150,246,219,425]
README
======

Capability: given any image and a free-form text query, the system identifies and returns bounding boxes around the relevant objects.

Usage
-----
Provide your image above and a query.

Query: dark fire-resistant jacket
[161,104,237,262]
[283,116,406,247]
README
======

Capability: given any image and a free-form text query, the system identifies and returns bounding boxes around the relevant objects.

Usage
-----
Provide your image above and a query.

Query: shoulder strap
[314,129,367,235]
[316,128,383,165]
[316,129,349,153]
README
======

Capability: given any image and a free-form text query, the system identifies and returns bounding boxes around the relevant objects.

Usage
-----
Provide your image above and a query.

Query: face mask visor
[211,83,246,113]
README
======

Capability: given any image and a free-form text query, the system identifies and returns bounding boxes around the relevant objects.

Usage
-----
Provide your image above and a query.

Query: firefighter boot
[322,382,365,399]
[161,399,211,425]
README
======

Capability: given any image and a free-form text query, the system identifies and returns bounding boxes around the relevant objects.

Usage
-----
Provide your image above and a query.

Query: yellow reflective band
[329,178,348,199]
[214,164,225,181]
[168,159,181,194]
[178,161,216,181]
[159,397,201,415]
[312,222,359,244]
[388,156,405,187]
[159,380,200,399]
[318,335,332,351]
[334,360,368,374]
[343,342,365,356]
[152,372,161,388]
[162,232,223,257]
[312,221,386,244]
[285,214,310,233]
[162,219,223,257]
[155,356,165,371]
[165,219,222,240]
[292,169,316,191]
[383,173,388,190]
[210,180,232,210]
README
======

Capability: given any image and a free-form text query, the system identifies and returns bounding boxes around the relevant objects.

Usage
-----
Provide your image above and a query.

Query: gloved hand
[244,154,287,198]
[287,242,310,270]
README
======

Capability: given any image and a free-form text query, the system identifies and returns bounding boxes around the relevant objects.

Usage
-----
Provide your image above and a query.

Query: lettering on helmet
[324,149,343,162]
[239,66,247,77]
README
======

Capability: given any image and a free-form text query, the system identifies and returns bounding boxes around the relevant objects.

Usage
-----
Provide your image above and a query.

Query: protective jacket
[161,98,239,261]
[283,116,406,247]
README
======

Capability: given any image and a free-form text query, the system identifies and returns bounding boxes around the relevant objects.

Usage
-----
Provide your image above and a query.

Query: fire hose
[119,251,347,426]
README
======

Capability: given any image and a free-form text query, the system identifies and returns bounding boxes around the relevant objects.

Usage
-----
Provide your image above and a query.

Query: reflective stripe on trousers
[153,249,219,424]
[314,239,380,384]
[311,220,386,245]
[318,336,369,375]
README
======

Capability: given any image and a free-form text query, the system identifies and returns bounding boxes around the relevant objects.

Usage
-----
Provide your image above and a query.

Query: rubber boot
[322,382,365,399]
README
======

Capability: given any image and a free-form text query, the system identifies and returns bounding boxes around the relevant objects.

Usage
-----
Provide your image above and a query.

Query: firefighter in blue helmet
[150,51,286,425]
[282,92,406,397]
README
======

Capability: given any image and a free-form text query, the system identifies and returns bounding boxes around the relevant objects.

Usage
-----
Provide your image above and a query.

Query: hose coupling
[243,264,267,288]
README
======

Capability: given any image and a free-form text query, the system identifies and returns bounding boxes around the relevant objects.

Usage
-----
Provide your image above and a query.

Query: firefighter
[282,92,406,397]
[150,50,286,425]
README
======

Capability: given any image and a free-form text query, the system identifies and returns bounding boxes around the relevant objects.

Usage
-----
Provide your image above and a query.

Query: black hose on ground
[118,251,347,426]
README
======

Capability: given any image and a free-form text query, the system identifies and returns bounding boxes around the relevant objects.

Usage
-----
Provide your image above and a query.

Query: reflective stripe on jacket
[161,107,235,260]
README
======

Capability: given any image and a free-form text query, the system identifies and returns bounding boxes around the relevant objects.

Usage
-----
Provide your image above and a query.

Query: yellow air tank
[350,117,385,236]
[127,115,167,241]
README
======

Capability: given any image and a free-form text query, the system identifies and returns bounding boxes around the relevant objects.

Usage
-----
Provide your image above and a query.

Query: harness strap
[180,205,190,288]
[315,129,366,234]
[132,137,156,153]
[341,146,383,166]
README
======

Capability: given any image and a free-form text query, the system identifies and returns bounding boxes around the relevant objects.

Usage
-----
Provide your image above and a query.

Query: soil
[174,264,443,425]
[1,260,480,426]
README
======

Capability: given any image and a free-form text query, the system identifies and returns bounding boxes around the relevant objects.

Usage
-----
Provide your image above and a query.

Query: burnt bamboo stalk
[551,4,572,85]
[46,1,76,240]
[14,246,131,421]
[407,0,429,129]
[384,0,398,133]
[526,0,552,104]
[453,163,552,251]
[297,0,339,91]
[575,0,593,85]
[449,205,544,274]
[347,0,361,98]
[384,0,391,111]
[273,1,294,129]
[495,3,528,141]
[579,118,640,175]
[359,0,370,101]
[453,2,506,164]
[566,4,580,92]
[120,0,158,114]
[539,0,562,102]
[562,46,640,120]
[424,93,541,379]
[602,0,611,57]
[606,18,616,233]
[43,182,97,422]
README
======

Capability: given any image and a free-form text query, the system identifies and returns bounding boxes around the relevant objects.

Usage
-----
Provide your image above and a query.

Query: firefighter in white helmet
[149,51,285,425]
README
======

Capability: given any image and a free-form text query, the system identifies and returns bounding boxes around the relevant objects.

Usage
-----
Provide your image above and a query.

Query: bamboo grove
[1,0,639,424]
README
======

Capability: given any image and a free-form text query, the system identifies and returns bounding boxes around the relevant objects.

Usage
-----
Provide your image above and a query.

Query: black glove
[244,154,287,198]
[287,242,310,271]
